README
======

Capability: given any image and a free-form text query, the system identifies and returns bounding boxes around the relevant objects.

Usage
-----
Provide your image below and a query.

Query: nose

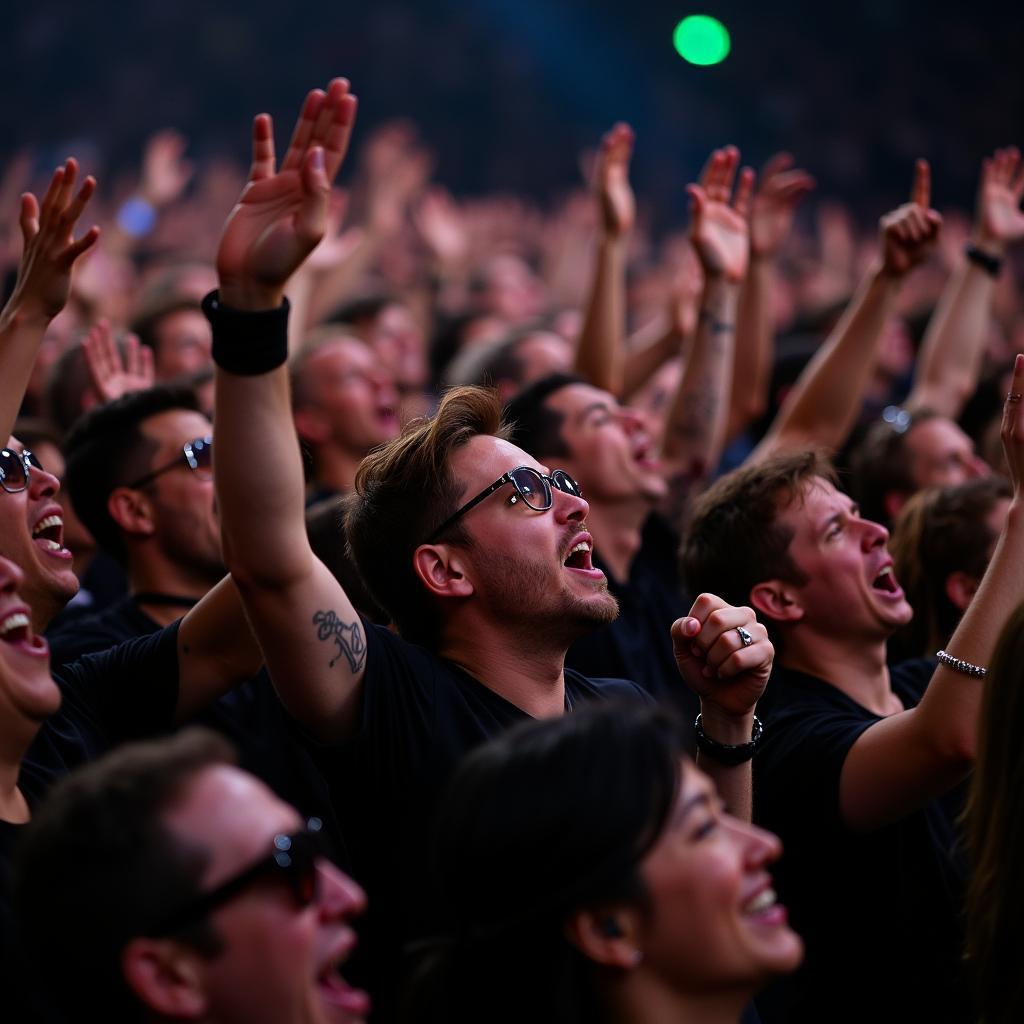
[317,859,367,923]
[553,486,589,523]
[28,463,60,500]
[860,515,889,552]
[0,556,25,594]
[730,816,783,868]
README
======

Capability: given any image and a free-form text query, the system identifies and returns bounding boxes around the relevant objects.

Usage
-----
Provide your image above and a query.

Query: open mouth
[316,953,371,1018]
[741,886,788,926]
[32,513,67,554]
[0,610,48,656]
[872,565,900,594]
[564,540,593,571]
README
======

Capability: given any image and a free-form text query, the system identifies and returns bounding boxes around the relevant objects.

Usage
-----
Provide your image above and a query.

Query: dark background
[3,1,1022,219]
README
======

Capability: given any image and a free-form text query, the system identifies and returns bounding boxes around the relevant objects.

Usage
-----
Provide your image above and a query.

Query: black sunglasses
[129,436,213,490]
[427,465,583,542]
[0,448,44,494]
[150,818,326,936]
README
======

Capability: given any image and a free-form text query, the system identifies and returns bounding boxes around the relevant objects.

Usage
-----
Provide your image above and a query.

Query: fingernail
[312,148,324,170]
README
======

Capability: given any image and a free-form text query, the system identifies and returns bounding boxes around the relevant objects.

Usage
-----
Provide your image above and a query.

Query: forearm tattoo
[312,609,367,672]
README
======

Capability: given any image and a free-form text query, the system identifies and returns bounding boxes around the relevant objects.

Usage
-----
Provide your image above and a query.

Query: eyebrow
[672,789,713,827]
[575,401,614,425]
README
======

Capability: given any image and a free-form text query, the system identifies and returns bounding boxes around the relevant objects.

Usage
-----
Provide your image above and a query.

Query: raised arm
[572,123,635,395]
[659,147,752,507]
[751,160,941,461]
[213,80,368,743]
[907,146,1024,417]
[0,159,98,440]
[729,154,814,438]
[839,354,1024,831]
[672,594,773,822]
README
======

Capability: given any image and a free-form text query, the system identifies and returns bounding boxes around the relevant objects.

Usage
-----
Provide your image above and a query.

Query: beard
[471,547,620,649]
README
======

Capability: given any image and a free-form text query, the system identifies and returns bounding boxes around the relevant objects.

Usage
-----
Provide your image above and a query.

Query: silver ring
[735,625,754,648]
[1007,392,1022,402]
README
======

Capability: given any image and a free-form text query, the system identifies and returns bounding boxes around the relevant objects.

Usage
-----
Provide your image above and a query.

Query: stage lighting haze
[673,15,731,66]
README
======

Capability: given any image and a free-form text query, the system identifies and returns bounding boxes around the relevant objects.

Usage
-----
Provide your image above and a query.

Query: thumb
[296,147,330,246]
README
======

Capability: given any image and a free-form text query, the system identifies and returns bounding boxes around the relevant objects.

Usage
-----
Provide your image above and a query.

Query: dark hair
[15,728,237,1022]
[966,601,1024,1024]
[326,292,396,327]
[42,341,94,435]
[850,409,942,527]
[889,476,1012,660]
[63,384,201,562]
[682,451,835,641]
[130,293,203,356]
[503,372,584,460]
[344,385,512,646]
[406,703,684,1024]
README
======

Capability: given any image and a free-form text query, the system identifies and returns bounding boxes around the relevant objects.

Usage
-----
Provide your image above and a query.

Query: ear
[412,543,476,600]
[293,407,330,446]
[565,907,643,970]
[750,580,804,624]
[883,490,907,525]
[107,486,157,540]
[944,570,980,613]
[121,937,208,1019]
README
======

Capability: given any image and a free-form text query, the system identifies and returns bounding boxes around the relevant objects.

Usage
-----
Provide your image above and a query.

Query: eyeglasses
[0,448,43,494]
[150,818,326,936]
[427,465,583,542]
[129,436,213,490]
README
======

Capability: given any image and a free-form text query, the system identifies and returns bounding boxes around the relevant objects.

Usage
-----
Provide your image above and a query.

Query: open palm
[687,146,753,282]
[217,79,358,308]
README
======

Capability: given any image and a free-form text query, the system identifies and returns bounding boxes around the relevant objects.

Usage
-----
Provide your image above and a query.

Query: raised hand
[671,593,773,720]
[687,146,755,283]
[216,78,358,311]
[7,159,99,321]
[1001,354,1024,494]
[594,122,635,239]
[140,129,193,208]
[974,146,1024,255]
[879,159,942,277]
[414,186,468,268]
[83,319,154,403]
[750,152,815,258]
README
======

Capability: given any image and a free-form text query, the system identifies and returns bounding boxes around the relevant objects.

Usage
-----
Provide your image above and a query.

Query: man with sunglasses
[48,385,222,666]
[211,79,772,1011]
[16,728,369,1024]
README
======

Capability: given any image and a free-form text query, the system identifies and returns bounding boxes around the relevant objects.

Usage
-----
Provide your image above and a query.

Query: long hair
[404,703,685,1024]
[966,601,1024,1023]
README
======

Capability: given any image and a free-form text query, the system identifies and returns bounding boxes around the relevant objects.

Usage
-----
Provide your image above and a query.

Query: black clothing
[45,594,161,668]
[565,514,698,730]
[753,660,970,1024]
[327,621,650,1011]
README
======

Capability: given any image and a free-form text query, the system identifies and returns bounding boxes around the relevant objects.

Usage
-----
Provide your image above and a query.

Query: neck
[781,627,896,715]
[585,497,649,585]
[0,732,34,825]
[438,614,567,719]
[310,445,364,497]
[603,970,752,1024]
[127,552,217,627]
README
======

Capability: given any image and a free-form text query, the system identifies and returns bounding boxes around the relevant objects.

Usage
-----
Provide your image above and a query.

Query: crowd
[1,72,1023,1024]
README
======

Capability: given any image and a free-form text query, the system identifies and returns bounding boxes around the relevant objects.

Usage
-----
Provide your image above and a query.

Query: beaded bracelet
[694,714,763,766]
[935,649,987,678]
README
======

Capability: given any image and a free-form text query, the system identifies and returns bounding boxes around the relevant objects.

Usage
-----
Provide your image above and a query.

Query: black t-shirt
[325,621,650,1006]
[752,659,970,1024]
[565,514,697,730]
[45,594,161,669]
[2,625,182,1023]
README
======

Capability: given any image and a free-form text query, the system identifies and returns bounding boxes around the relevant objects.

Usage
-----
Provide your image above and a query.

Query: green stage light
[673,15,731,66]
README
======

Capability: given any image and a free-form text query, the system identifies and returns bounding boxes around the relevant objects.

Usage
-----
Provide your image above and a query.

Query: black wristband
[203,289,290,375]
[965,244,1003,278]
[694,713,763,766]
